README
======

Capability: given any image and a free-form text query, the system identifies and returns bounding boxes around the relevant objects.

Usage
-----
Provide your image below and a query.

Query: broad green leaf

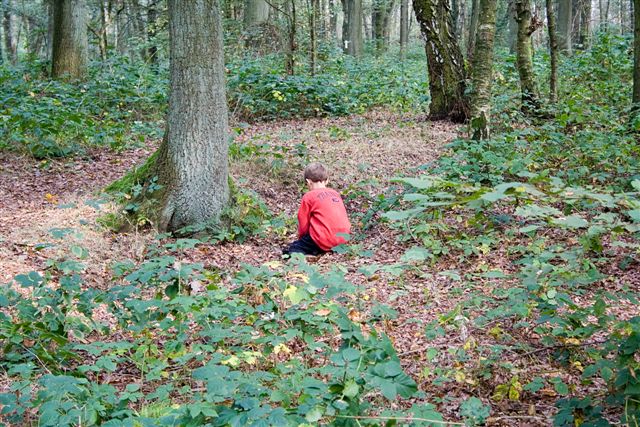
[552,215,588,228]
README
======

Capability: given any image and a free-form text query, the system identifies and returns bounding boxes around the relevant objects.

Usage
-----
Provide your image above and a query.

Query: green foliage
[0,237,432,426]
[0,57,165,158]
[227,50,429,119]
[380,33,640,425]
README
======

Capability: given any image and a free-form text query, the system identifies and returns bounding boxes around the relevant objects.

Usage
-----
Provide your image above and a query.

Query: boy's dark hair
[304,162,328,182]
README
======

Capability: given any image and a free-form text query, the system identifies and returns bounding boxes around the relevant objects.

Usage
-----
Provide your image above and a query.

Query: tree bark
[557,0,572,53]
[3,0,16,63]
[154,0,230,232]
[413,0,469,122]
[578,0,591,48]
[243,0,269,47]
[467,0,479,59]
[342,0,363,56]
[469,0,498,140]
[147,1,158,64]
[515,0,540,112]
[51,0,89,80]
[546,0,559,103]
[285,0,296,74]
[507,0,518,53]
[633,0,640,104]
[400,0,408,59]
[309,0,318,74]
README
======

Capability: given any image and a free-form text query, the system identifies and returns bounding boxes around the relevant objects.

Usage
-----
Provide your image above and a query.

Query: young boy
[283,162,351,256]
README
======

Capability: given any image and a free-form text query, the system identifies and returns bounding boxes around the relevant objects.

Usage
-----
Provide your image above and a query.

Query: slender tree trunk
[467,0,479,58]
[469,0,498,140]
[400,0,408,58]
[343,0,363,56]
[633,0,640,104]
[515,0,540,112]
[0,2,3,64]
[329,0,338,40]
[147,1,158,64]
[98,0,108,60]
[557,0,572,53]
[154,0,230,232]
[578,0,591,47]
[413,0,469,121]
[309,0,317,74]
[507,0,518,53]
[3,0,16,63]
[52,0,89,80]
[546,0,559,103]
[285,0,296,74]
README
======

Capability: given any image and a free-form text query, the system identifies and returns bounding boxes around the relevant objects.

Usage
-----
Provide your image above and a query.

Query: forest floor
[1,110,591,425]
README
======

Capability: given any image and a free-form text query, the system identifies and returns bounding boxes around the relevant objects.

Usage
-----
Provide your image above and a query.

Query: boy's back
[298,188,351,251]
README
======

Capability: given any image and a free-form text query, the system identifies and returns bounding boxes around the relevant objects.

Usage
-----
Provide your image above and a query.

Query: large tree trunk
[413,0,469,122]
[557,0,572,53]
[634,0,640,104]
[469,0,498,140]
[546,0,559,103]
[342,0,363,56]
[3,0,16,63]
[578,0,592,48]
[243,0,269,47]
[467,0,479,58]
[400,0,408,59]
[515,0,540,112]
[155,0,230,232]
[51,0,89,80]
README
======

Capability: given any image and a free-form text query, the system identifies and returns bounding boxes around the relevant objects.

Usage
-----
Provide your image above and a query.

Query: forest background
[1,0,640,426]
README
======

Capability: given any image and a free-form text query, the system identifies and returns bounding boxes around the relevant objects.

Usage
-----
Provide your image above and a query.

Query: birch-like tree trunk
[51,0,89,80]
[515,0,540,112]
[154,0,230,231]
[633,0,640,104]
[546,0,559,103]
[469,0,498,140]
[557,0,572,52]
[413,0,469,121]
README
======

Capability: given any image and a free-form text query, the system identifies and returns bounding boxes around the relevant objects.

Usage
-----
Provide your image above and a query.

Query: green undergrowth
[0,47,428,159]
[0,230,447,426]
[372,33,640,426]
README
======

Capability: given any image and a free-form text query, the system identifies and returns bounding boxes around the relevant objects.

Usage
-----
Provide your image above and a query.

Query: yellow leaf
[274,343,291,355]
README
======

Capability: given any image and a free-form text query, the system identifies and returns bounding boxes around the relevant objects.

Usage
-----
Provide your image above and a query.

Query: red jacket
[297,188,351,251]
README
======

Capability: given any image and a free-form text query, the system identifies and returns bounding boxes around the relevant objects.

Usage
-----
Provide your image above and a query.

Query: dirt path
[1,111,456,284]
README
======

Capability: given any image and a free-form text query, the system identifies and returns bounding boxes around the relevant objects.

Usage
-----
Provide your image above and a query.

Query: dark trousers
[283,233,325,256]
